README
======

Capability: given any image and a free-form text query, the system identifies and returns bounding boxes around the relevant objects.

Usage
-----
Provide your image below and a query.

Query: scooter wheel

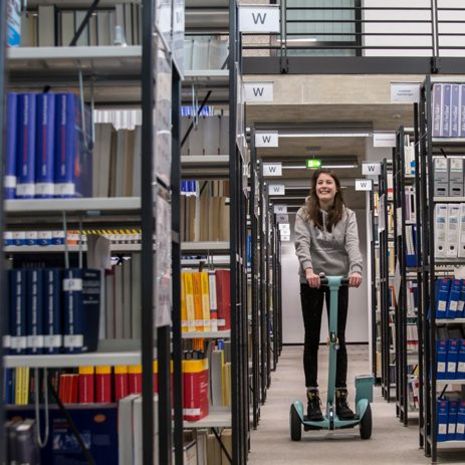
[359,403,372,440]
[290,405,302,441]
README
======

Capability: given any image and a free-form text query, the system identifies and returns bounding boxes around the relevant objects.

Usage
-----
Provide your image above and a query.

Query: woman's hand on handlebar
[348,272,362,288]
[305,268,321,288]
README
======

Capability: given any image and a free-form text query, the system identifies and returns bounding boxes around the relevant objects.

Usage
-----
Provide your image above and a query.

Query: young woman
[294,169,363,421]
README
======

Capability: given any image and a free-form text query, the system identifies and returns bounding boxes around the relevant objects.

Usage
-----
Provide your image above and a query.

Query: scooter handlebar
[318,274,349,287]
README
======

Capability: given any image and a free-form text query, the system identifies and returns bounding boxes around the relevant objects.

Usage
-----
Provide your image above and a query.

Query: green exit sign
[306,159,322,169]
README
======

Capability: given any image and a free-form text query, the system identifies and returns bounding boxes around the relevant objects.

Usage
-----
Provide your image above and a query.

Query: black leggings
[300,283,349,388]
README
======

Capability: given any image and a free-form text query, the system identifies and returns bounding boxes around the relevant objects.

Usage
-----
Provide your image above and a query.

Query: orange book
[192,272,204,332]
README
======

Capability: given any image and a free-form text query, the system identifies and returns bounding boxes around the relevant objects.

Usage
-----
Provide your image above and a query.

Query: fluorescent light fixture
[279,132,371,138]
[276,37,318,43]
[321,163,358,169]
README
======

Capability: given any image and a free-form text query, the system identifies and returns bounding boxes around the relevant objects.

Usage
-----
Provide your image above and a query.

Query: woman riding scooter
[294,169,363,421]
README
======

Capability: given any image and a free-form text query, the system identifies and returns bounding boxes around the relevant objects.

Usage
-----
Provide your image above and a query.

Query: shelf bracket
[69,0,102,47]
[212,427,232,464]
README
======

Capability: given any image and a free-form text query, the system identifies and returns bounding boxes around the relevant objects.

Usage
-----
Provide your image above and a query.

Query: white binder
[446,203,461,258]
[458,203,465,258]
[434,203,448,258]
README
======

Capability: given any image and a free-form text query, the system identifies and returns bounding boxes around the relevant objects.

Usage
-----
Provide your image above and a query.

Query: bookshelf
[2,1,182,465]
[379,159,396,401]
[392,126,422,426]
[417,75,465,462]
[0,3,7,463]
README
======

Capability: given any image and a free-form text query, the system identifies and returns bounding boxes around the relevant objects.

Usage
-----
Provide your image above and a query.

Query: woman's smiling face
[315,172,337,204]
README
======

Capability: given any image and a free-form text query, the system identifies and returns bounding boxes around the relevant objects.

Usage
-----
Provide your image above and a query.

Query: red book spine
[69,374,79,403]
[95,366,112,403]
[216,270,231,331]
[114,366,129,401]
[128,365,142,395]
[78,366,95,403]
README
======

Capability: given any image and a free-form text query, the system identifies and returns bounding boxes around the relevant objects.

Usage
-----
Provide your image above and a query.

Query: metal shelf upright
[0,2,7,463]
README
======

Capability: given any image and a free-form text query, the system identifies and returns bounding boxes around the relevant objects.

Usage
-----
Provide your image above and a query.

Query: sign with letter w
[239,5,280,33]
[255,132,279,147]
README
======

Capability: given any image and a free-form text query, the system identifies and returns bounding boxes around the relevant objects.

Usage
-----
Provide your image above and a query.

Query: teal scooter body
[289,275,374,441]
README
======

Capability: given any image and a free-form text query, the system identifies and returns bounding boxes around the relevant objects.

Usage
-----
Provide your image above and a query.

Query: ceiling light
[321,163,358,169]
[279,132,371,138]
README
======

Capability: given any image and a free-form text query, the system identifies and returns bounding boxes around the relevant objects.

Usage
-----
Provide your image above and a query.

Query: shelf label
[355,179,373,191]
[274,205,287,214]
[268,184,285,196]
[362,162,381,176]
[373,132,396,148]
[255,132,279,147]
[244,82,273,102]
[281,235,291,242]
[279,223,290,233]
[263,163,282,177]
[390,81,420,103]
[239,5,280,33]
[276,213,289,223]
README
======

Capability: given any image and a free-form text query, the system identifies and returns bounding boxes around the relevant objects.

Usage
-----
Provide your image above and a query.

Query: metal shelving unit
[379,159,396,401]
[0,2,7,462]
[2,2,182,464]
[393,125,422,426]
[417,75,465,462]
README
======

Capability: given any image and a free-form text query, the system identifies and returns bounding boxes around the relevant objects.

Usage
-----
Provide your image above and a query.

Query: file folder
[433,157,448,197]
[434,204,448,258]
[449,157,464,197]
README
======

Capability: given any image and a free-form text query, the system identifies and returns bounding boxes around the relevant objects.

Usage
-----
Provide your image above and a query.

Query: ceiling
[247,101,414,210]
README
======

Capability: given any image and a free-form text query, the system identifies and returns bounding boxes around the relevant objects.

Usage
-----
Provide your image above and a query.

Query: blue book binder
[437,339,448,380]
[448,400,459,441]
[435,278,451,319]
[35,93,55,198]
[5,92,18,199]
[461,84,465,138]
[43,269,63,354]
[54,93,92,198]
[406,225,417,267]
[432,83,442,137]
[447,339,459,379]
[446,279,461,319]
[451,84,461,138]
[457,401,465,440]
[63,268,101,353]
[9,269,27,355]
[438,399,449,442]
[16,93,36,198]
[457,281,465,319]
[442,84,452,137]
[457,339,465,379]
[26,269,44,355]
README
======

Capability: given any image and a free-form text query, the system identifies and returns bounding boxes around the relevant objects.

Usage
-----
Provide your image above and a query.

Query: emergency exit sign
[306,159,322,169]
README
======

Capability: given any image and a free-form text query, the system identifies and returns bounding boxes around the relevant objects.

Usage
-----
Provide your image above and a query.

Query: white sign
[268,184,285,196]
[355,179,373,191]
[255,132,279,147]
[244,82,273,102]
[373,132,396,148]
[263,163,282,177]
[362,162,381,176]
[279,223,290,232]
[281,235,291,242]
[274,205,287,214]
[276,213,289,223]
[239,5,280,33]
[390,82,420,103]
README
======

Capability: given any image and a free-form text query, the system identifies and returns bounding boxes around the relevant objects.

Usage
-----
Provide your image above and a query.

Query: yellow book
[14,367,23,405]
[183,271,196,332]
[22,367,30,405]
[181,271,188,333]
[192,272,204,332]
[200,271,211,332]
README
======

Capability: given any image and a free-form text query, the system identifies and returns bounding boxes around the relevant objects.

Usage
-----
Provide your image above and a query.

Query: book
[43,268,63,354]
[5,92,18,199]
[54,93,93,198]
[26,269,44,355]
[437,399,449,442]
[216,270,231,331]
[437,339,448,380]
[7,0,21,47]
[78,366,95,404]
[35,93,56,198]
[183,357,209,421]
[16,93,36,198]
[448,400,459,441]
[63,268,101,353]
[9,269,27,355]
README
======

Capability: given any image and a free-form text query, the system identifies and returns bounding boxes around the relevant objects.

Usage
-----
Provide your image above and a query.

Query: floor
[248,345,465,465]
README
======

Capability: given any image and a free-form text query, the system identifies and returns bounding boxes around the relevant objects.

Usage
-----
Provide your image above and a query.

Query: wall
[281,207,369,344]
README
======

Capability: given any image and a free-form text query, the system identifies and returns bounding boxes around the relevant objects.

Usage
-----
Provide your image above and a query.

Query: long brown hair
[304,169,345,232]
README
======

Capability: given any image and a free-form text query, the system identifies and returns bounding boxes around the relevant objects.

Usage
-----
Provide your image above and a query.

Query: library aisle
[248,346,463,465]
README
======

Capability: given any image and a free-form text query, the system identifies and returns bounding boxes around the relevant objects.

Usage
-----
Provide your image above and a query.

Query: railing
[242,1,465,60]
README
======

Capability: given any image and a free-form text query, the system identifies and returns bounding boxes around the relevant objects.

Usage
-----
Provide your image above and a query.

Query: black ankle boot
[306,389,324,421]
[336,388,355,419]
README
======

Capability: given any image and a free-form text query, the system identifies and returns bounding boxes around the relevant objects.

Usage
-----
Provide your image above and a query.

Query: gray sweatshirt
[294,202,363,283]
